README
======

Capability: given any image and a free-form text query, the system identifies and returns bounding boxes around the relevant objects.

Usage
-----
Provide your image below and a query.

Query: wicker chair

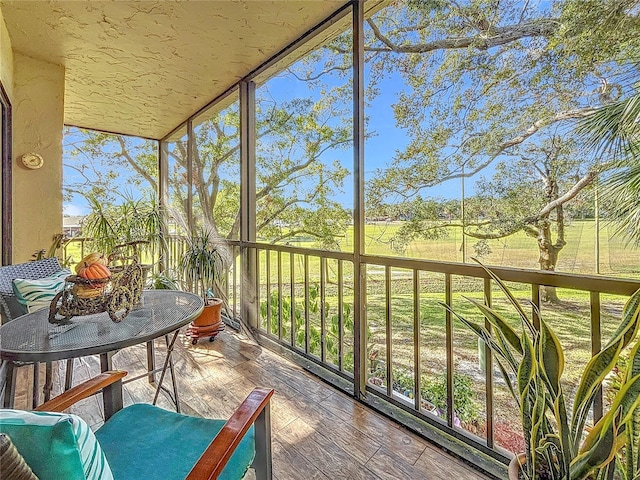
[0,258,63,323]
[0,258,72,408]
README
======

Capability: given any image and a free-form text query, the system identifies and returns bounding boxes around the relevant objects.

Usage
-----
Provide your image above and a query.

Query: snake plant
[442,264,640,480]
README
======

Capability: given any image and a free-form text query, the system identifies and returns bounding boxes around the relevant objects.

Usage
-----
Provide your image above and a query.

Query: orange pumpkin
[74,252,108,274]
[78,262,111,281]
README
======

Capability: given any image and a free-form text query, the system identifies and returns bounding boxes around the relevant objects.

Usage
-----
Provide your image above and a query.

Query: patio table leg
[64,359,74,391]
[153,330,180,413]
[164,334,180,413]
[32,363,39,408]
[146,340,155,384]
[2,361,17,408]
[43,362,53,402]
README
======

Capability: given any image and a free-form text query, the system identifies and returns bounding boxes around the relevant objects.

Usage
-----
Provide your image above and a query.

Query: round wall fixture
[20,153,44,170]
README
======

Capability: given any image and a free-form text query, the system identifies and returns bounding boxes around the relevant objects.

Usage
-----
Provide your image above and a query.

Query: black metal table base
[3,332,182,412]
[100,332,181,413]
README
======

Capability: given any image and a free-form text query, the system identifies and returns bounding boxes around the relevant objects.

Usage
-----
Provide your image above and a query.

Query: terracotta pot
[508,453,526,480]
[192,298,223,327]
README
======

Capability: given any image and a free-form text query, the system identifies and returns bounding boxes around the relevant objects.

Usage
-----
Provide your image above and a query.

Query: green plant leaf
[538,317,564,398]
[464,297,524,355]
[570,416,620,480]
[439,303,510,362]
[626,335,640,382]
[536,434,564,477]
[520,384,535,473]
[474,260,534,333]
[179,227,226,298]
[571,340,623,448]
[609,374,640,427]
[573,375,640,479]
[529,383,546,475]
[518,327,536,399]
[554,391,572,471]
[495,358,519,407]
[463,297,521,375]
[605,289,640,350]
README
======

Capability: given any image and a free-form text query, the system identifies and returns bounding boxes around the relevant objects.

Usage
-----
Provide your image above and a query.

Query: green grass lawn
[285,219,640,278]
[64,219,639,281]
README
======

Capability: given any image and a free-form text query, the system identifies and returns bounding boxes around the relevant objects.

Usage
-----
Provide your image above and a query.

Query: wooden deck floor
[13,328,490,480]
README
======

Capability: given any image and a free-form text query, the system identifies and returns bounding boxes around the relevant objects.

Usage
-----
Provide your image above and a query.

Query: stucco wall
[12,53,64,262]
[0,7,13,100]
[0,7,12,266]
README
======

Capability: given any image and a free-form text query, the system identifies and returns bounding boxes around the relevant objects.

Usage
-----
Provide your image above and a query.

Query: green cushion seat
[95,403,255,480]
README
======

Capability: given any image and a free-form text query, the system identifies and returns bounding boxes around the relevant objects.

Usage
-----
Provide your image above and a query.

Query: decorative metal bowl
[48,258,143,324]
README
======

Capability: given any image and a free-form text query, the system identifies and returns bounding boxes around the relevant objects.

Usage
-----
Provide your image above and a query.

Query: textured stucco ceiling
[0,0,349,139]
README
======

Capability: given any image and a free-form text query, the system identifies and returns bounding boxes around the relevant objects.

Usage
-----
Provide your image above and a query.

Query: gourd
[71,252,112,295]
[74,253,108,274]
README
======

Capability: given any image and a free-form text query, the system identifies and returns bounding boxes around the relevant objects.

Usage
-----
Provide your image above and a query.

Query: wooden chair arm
[186,387,274,480]
[35,371,127,413]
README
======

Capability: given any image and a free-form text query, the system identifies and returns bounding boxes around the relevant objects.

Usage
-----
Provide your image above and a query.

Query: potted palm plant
[179,227,228,340]
[442,262,640,480]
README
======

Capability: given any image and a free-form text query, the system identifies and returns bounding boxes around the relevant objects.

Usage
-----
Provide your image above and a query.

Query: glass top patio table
[0,290,204,363]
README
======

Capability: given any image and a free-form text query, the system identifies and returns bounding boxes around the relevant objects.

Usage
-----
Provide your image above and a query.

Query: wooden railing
[241,241,640,467]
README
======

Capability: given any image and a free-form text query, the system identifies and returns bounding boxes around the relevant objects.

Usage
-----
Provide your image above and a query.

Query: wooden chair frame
[35,371,274,480]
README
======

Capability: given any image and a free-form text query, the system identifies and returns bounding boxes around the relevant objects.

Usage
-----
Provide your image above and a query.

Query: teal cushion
[95,404,255,480]
[0,409,114,480]
[11,269,71,313]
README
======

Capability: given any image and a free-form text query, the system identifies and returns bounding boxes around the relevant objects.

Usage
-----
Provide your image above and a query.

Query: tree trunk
[541,284,559,303]
[537,234,561,303]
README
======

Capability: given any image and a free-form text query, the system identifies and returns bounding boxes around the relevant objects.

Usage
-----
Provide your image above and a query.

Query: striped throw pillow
[12,269,71,313]
[0,409,114,480]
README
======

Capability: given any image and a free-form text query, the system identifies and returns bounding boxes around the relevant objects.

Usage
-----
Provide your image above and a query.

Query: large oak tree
[350,0,640,293]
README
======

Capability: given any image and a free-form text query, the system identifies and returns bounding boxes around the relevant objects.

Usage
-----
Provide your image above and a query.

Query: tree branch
[286,65,350,82]
[366,18,559,54]
[464,227,522,240]
[116,136,158,189]
[268,229,327,244]
[437,108,598,184]
[531,169,598,220]
[257,199,300,232]
[256,138,350,201]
